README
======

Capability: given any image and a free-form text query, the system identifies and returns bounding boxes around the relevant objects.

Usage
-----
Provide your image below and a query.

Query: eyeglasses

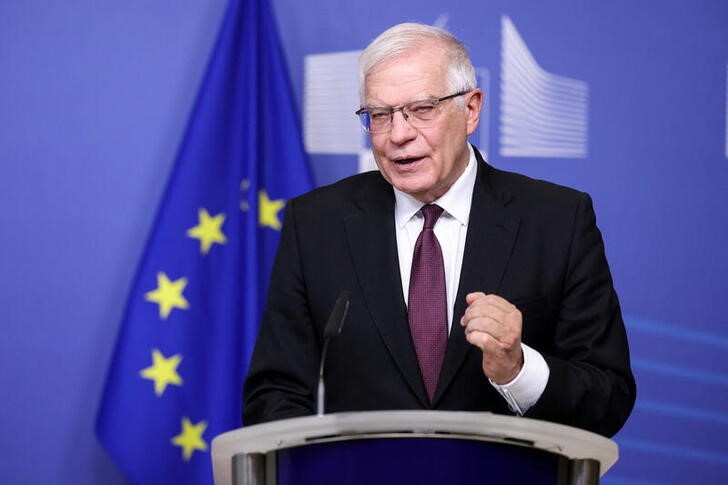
[355,90,471,133]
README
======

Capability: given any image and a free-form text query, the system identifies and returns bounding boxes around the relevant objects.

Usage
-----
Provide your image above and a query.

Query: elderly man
[243,23,635,437]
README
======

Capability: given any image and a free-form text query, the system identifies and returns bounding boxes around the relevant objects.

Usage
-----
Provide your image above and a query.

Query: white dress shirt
[392,145,549,414]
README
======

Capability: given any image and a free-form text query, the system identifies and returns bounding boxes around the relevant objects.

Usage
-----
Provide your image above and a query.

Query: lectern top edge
[211,411,618,485]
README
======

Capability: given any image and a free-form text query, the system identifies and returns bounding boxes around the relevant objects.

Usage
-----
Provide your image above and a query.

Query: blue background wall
[1,1,727,483]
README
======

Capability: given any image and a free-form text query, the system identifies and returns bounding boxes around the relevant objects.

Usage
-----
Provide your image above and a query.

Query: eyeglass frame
[355,90,472,133]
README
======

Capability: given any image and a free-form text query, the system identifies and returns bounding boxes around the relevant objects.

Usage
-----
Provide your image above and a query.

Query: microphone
[317,290,350,416]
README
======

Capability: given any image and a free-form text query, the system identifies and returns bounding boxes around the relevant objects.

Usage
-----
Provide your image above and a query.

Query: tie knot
[420,204,444,229]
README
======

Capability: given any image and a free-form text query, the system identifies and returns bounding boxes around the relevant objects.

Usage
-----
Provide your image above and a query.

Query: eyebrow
[362,95,440,109]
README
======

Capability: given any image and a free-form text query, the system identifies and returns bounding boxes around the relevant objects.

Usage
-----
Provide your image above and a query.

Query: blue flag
[96,0,312,482]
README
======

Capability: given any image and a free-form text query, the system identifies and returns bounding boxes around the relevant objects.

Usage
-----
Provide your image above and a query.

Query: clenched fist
[461,292,524,384]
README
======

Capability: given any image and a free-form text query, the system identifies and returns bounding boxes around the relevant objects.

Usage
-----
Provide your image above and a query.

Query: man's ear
[465,89,483,136]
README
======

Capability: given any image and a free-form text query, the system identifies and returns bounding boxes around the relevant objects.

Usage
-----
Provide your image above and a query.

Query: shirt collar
[394,145,478,228]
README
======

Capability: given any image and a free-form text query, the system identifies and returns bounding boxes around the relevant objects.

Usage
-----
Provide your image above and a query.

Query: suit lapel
[344,177,430,407]
[434,152,522,404]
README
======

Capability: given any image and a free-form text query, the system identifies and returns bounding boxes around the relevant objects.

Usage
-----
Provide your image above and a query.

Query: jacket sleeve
[525,192,636,437]
[242,199,319,425]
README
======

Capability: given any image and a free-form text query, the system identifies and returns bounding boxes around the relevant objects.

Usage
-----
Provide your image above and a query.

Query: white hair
[358,23,477,104]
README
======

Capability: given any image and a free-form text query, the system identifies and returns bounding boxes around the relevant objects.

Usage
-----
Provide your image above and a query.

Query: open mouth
[394,157,422,165]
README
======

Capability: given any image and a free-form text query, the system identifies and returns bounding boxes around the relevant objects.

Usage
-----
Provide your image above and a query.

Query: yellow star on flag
[186,208,227,255]
[258,189,284,230]
[171,417,208,461]
[139,349,183,396]
[145,272,189,319]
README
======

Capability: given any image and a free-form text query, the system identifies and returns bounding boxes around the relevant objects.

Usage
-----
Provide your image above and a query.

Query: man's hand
[460,292,524,385]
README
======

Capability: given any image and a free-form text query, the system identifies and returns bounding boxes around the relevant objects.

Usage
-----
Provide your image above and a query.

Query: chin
[391,178,430,196]
[397,184,439,202]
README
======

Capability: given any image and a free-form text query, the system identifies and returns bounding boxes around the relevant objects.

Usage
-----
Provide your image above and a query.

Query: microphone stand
[317,290,350,416]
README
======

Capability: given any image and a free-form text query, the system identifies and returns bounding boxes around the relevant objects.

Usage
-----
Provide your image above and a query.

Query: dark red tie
[408,204,448,403]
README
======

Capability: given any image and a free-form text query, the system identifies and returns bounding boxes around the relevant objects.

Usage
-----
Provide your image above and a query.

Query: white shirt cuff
[489,343,549,415]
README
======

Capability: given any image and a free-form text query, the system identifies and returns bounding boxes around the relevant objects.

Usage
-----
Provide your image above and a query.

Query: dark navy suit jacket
[243,147,635,437]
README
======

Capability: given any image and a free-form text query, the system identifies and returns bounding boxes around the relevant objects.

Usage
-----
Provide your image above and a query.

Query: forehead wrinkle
[365,72,446,106]
[364,45,449,106]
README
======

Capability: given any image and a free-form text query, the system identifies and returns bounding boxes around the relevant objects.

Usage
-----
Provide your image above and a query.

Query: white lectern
[212,411,618,484]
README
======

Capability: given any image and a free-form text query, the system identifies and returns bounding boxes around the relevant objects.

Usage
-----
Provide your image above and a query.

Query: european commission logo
[499,16,589,158]
[302,16,590,168]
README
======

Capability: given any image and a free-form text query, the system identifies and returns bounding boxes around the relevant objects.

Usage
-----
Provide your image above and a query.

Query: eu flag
[96,0,312,482]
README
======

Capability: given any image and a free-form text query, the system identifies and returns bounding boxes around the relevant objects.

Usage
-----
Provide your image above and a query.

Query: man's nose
[389,109,417,144]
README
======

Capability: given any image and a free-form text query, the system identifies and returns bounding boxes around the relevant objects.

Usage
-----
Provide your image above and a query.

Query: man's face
[364,44,482,203]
